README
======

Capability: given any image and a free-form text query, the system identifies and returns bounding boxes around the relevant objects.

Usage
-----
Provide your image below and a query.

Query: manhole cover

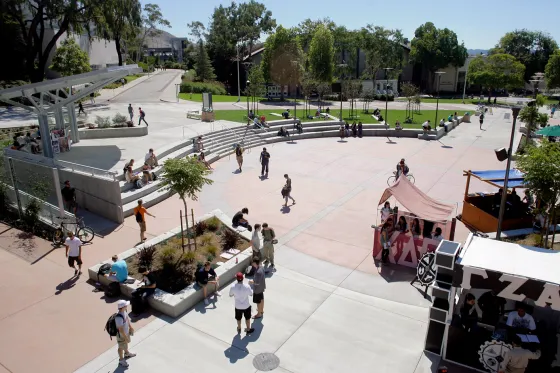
[253,352,280,371]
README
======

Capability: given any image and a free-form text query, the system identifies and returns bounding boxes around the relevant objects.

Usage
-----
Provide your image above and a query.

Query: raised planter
[201,111,215,122]
[87,209,254,318]
[78,125,148,140]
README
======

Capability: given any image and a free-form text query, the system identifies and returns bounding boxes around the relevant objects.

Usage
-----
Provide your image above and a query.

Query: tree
[50,38,91,76]
[246,65,265,111]
[361,89,374,113]
[296,18,336,51]
[97,0,142,66]
[410,22,468,91]
[160,157,213,251]
[342,80,362,119]
[360,25,404,84]
[516,140,560,248]
[0,0,26,81]
[4,0,102,82]
[136,3,171,63]
[401,82,420,120]
[494,30,558,82]
[545,50,560,89]
[332,26,360,79]
[300,73,317,116]
[194,41,216,82]
[232,0,276,58]
[467,54,525,103]
[308,24,335,83]
[261,26,304,101]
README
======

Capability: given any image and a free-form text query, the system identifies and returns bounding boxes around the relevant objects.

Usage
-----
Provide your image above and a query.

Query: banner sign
[372,228,442,268]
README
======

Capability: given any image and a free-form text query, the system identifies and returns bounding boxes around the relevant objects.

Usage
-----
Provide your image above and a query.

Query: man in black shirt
[196,261,221,305]
[61,180,77,214]
[478,290,506,325]
[260,147,270,176]
[232,208,251,231]
[132,266,156,301]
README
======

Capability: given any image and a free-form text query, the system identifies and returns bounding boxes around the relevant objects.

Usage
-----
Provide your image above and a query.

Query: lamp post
[236,43,241,102]
[529,73,545,99]
[496,106,522,240]
[175,83,180,103]
[434,71,446,128]
[246,80,250,125]
[337,62,348,122]
[383,67,393,127]
[462,58,470,104]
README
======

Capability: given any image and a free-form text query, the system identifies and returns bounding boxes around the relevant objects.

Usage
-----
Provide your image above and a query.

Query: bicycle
[387,172,415,186]
[52,216,95,245]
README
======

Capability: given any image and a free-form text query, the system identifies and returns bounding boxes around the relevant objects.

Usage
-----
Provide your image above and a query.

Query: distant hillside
[144,29,177,49]
[468,49,489,55]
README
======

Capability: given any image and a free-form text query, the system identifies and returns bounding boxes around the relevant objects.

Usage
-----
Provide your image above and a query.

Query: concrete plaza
[0,74,525,373]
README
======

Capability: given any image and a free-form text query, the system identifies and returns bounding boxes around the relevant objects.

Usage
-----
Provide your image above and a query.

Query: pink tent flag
[378,176,455,222]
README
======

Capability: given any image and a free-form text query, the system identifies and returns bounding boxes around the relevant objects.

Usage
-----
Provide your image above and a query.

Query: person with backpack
[235,144,244,172]
[112,300,136,367]
[134,199,155,242]
[138,107,148,126]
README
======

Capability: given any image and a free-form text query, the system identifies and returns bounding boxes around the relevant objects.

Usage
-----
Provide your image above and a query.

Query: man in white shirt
[422,120,431,132]
[229,272,255,334]
[144,148,159,168]
[115,300,136,367]
[64,231,83,276]
[507,304,536,331]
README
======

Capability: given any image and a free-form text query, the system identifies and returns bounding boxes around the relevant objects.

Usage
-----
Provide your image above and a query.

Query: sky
[149,0,560,49]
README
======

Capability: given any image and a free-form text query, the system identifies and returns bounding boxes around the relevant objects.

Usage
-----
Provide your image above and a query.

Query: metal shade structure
[468,169,526,189]
[0,65,142,158]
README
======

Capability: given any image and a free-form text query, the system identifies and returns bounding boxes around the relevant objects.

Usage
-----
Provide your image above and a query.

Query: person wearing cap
[229,272,255,334]
[105,255,128,283]
[64,231,83,276]
[260,147,270,176]
[115,299,136,367]
[133,199,155,242]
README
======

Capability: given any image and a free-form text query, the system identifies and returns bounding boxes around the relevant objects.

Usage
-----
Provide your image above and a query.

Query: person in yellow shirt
[133,199,155,242]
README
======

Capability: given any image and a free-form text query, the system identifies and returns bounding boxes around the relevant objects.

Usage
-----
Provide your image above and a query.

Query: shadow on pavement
[55,144,122,171]
[224,318,264,363]
[55,275,80,295]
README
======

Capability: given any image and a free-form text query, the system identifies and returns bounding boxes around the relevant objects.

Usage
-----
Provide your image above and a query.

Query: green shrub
[180,81,226,95]
[112,113,127,124]
[94,116,111,128]
[374,94,394,101]
[206,217,221,231]
[200,233,213,246]
[206,245,218,256]
[181,250,196,264]
[160,245,177,264]
[138,62,150,72]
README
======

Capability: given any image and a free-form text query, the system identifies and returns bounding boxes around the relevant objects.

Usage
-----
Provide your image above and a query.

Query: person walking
[128,104,134,121]
[115,300,136,367]
[261,223,276,272]
[479,112,484,130]
[235,144,244,172]
[61,180,77,215]
[77,102,86,116]
[249,258,266,319]
[138,107,148,126]
[251,224,262,261]
[260,147,270,177]
[229,272,255,334]
[65,231,83,276]
[89,92,95,104]
[282,174,296,207]
[133,199,155,242]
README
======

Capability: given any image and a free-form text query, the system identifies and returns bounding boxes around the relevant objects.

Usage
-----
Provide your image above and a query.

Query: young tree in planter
[315,82,331,113]
[342,80,362,119]
[516,140,560,247]
[50,38,92,77]
[401,82,420,120]
[160,157,213,252]
[246,65,266,112]
[300,73,317,117]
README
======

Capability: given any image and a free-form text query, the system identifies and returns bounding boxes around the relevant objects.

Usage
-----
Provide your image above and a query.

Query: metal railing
[55,159,117,180]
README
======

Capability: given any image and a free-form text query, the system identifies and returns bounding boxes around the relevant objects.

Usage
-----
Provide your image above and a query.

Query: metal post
[65,103,79,144]
[294,85,297,122]
[175,83,180,103]
[462,58,470,104]
[246,80,250,125]
[496,108,521,240]
[434,72,445,129]
[191,208,197,251]
[237,43,241,102]
[180,210,185,249]
[52,167,65,218]
[38,113,54,159]
[385,77,389,126]
[7,158,22,218]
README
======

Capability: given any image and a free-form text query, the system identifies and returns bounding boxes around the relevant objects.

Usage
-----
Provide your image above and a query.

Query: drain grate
[253,352,281,371]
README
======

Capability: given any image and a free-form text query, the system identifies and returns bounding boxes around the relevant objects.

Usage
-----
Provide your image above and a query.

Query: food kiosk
[461,169,532,233]
[425,235,560,372]
[372,175,457,268]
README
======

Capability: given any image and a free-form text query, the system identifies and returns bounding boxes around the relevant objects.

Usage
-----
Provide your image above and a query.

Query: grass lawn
[214,109,288,122]
[103,74,143,89]
[396,97,505,105]
[336,109,461,128]
[179,93,247,102]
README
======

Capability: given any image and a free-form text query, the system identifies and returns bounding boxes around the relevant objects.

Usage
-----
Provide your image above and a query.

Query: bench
[187,110,201,119]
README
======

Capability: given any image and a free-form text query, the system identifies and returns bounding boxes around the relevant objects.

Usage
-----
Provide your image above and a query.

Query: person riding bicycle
[395,159,409,179]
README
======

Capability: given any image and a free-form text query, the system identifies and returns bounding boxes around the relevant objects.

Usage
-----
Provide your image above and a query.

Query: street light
[383,67,393,127]
[462,57,471,104]
[434,71,446,128]
[337,62,348,121]
[495,106,522,240]
[246,80,250,125]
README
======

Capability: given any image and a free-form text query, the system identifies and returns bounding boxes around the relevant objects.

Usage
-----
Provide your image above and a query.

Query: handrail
[221,124,243,146]
[55,159,117,180]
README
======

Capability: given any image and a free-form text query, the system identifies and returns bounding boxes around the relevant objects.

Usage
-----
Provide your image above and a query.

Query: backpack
[135,209,143,223]
[105,313,123,339]
[151,172,157,181]
[97,263,111,283]
[140,110,145,118]
[104,281,121,298]
[134,179,143,189]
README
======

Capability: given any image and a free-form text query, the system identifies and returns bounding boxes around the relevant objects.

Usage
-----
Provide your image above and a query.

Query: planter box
[201,111,215,122]
[78,126,148,140]
[87,209,254,318]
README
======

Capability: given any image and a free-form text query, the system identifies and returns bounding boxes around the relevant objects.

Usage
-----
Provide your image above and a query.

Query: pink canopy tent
[378,175,455,222]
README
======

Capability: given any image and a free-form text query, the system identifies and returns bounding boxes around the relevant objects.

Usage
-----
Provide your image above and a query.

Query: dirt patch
[504,233,560,250]
[126,217,250,294]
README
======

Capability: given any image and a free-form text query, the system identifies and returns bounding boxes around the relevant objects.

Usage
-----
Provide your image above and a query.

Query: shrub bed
[125,217,250,293]
[180,81,227,95]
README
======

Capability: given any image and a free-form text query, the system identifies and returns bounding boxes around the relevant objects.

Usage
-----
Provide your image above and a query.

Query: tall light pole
[434,71,446,128]
[462,58,470,104]
[496,106,522,240]
[338,62,348,121]
[246,80,251,125]
[383,67,393,127]
[236,43,241,102]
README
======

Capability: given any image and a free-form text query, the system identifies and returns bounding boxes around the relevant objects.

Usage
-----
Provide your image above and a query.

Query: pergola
[0,65,142,158]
